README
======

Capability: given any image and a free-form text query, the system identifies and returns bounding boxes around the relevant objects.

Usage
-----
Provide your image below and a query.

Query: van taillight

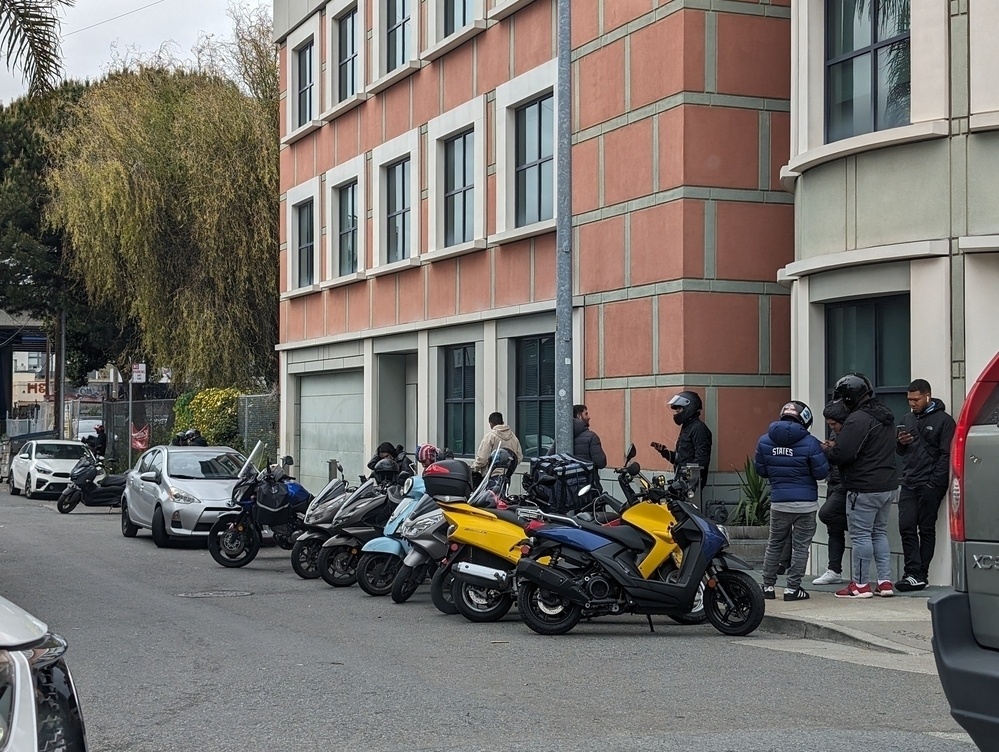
[951,352,999,542]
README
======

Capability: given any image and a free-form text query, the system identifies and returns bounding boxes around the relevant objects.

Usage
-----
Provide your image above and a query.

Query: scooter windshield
[237,441,265,481]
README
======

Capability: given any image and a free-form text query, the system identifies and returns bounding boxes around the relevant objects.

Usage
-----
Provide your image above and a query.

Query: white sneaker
[812,569,844,585]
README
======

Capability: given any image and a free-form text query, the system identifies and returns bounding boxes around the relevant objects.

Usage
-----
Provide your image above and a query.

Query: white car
[0,594,89,750]
[7,440,95,499]
[121,445,247,547]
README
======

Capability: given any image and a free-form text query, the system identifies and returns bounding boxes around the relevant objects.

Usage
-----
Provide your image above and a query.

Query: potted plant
[724,459,771,566]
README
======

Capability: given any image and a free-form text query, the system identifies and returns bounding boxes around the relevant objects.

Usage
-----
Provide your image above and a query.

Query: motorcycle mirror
[281,456,294,467]
[578,484,591,497]
[626,461,641,476]
[538,475,557,486]
[625,443,637,463]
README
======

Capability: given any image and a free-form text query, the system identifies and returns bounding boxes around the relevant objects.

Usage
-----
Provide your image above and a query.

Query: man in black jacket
[825,373,899,599]
[895,379,955,591]
[550,405,607,468]
[651,390,712,489]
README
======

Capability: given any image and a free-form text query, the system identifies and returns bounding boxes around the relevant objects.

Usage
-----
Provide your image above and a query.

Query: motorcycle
[354,475,430,596]
[57,455,127,514]
[290,471,351,579]
[207,442,312,568]
[514,444,765,637]
[390,498,451,607]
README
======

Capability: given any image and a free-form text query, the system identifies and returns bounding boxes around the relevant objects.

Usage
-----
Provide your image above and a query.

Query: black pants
[818,486,848,574]
[898,484,948,581]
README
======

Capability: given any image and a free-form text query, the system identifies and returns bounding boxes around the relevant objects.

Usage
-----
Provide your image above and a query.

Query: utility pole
[553,0,573,455]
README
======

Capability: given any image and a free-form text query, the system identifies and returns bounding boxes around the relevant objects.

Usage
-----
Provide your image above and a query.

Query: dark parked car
[930,350,999,750]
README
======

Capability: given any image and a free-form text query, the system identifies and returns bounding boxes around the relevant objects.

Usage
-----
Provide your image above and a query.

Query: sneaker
[895,575,927,592]
[762,585,775,600]
[784,587,810,601]
[875,580,895,597]
[812,569,845,586]
[834,582,873,599]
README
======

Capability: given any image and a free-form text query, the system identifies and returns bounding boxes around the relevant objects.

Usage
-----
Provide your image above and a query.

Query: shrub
[188,387,242,449]
[172,391,196,433]
[731,457,771,526]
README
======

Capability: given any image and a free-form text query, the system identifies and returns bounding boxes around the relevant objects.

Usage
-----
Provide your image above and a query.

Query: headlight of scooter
[306,498,340,524]
[717,524,730,545]
[401,510,443,537]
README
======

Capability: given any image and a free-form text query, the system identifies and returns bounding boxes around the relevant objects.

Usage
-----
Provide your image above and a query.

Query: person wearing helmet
[171,432,188,446]
[753,400,829,601]
[93,425,107,457]
[825,372,899,599]
[417,444,440,469]
[650,390,712,489]
[367,441,400,471]
[187,428,208,447]
[812,399,851,586]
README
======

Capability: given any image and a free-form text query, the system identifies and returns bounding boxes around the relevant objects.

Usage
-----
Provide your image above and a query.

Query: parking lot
[0,489,975,752]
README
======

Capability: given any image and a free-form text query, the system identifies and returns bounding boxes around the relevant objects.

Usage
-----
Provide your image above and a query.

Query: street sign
[131,363,147,384]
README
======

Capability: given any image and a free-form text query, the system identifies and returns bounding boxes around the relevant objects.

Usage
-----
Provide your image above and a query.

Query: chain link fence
[103,399,177,469]
[236,393,280,454]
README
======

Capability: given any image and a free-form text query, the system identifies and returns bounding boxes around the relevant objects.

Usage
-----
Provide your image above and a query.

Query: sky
[0,0,238,103]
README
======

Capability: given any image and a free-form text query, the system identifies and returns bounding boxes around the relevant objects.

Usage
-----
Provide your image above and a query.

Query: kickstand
[646,615,655,633]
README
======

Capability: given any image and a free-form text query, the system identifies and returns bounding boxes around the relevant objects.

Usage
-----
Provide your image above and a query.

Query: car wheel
[151,506,171,548]
[23,474,33,499]
[8,469,20,496]
[121,499,139,538]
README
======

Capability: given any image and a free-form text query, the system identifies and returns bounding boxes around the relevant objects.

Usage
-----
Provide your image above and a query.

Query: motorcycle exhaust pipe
[452,562,509,589]
[516,557,589,605]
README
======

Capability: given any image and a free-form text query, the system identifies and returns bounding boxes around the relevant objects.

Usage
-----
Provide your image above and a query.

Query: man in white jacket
[471,412,523,476]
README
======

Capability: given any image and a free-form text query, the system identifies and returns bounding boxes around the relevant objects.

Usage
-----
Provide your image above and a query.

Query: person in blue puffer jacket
[754,400,830,602]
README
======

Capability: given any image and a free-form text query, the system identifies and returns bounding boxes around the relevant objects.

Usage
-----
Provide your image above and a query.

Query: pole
[57,309,66,438]
[127,376,133,469]
[554,0,573,455]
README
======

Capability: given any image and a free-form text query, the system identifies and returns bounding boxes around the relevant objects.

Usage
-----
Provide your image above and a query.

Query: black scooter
[57,455,127,514]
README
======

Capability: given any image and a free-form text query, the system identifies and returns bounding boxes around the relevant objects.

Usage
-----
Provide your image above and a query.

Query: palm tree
[0,0,74,94]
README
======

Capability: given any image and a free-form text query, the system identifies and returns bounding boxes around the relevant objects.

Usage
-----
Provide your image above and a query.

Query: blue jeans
[847,489,897,584]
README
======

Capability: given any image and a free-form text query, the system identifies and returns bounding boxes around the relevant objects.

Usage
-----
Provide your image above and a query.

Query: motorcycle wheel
[290,538,323,579]
[658,564,707,625]
[452,579,513,623]
[703,569,765,637]
[207,517,261,568]
[57,491,79,515]
[121,500,139,538]
[430,562,458,615]
[390,564,424,604]
[317,545,358,587]
[517,581,582,636]
[356,552,402,597]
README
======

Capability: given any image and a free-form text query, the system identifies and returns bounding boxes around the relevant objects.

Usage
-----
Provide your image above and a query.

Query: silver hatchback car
[121,446,247,547]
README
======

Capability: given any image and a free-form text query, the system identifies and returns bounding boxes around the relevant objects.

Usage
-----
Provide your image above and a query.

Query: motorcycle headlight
[35,465,53,475]
[170,488,200,505]
[717,524,730,545]
[306,498,339,523]
[402,511,442,537]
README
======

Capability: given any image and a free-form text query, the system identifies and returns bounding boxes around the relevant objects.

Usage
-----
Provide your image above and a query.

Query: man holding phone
[895,379,955,591]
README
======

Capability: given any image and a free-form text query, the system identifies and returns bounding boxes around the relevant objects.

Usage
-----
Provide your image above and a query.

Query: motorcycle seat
[100,474,127,488]
[387,486,406,505]
[576,519,645,551]
[489,508,528,528]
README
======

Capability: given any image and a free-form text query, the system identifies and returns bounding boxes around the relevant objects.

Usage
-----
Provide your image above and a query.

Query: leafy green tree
[1,0,74,94]
[46,5,279,389]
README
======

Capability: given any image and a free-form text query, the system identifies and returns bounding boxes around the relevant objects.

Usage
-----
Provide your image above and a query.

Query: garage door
[298,371,365,494]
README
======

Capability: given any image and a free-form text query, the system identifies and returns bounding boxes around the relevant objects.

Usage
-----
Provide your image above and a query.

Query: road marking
[739,638,939,675]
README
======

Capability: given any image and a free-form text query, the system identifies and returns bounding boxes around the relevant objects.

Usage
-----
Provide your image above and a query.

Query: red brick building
[275,0,792,509]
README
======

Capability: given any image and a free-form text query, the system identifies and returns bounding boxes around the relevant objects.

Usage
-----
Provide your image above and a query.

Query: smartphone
[896,425,908,435]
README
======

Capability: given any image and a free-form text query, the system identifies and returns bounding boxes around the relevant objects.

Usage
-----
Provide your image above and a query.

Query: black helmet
[779,400,813,430]
[833,373,873,409]
[372,457,399,484]
[668,391,703,425]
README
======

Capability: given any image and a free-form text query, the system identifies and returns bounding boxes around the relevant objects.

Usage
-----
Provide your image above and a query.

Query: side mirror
[538,475,557,486]
[139,471,159,483]
[281,456,294,467]
[578,484,592,497]
[625,443,637,463]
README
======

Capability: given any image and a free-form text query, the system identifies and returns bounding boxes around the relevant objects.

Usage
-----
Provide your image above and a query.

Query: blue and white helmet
[779,400,813,430]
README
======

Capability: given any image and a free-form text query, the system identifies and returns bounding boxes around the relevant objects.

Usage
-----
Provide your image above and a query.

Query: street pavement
[0,488,977,752]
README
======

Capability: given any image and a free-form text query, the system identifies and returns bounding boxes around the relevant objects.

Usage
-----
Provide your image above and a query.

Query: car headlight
[169,488,200,505]
[35,465,53,475]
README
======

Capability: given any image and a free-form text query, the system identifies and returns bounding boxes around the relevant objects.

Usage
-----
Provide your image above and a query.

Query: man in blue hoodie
[755,400,830,601]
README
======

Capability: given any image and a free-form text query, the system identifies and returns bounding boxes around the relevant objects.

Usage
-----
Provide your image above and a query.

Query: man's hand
[650,442,669,458]
[821,439,836,450]
[897,430,914,446]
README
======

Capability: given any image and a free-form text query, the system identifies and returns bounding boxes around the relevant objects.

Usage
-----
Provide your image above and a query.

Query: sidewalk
[754,573,940,655]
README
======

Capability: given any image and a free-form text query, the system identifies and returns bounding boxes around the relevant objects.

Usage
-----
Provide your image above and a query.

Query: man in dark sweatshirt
[651,390,712,490]
[825,373,899,599]
[895,379,956,591]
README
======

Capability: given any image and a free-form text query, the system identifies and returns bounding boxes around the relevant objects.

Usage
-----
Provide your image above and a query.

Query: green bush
[172,391,196,433]
[187,388,242,449]
[731,457,771,526]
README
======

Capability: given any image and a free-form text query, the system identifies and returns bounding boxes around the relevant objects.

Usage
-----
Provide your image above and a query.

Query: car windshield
[167,451,247,480]
[35,443,90,461]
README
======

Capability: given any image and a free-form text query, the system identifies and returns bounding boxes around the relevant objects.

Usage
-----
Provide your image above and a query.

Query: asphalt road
[0,488,977,752]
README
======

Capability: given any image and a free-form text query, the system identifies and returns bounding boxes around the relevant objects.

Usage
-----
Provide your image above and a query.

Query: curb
[760,612,924,655]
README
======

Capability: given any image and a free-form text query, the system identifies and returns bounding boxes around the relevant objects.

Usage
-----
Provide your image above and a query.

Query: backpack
[524,454,595,513]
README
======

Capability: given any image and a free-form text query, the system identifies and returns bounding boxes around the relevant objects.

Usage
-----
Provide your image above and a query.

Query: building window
[296,41,314,127]
[444,345,476,456]
[444,0,473,36]
[296,200,315,287]
[444,131,474,247]
[514,95,554,228]
[337,8,358,102]
[825,0,910,143]
[337,182,358,276]
[516,336,556,458]
[826,294,911,422]
[386,0,411,72]
[386,158,411,263]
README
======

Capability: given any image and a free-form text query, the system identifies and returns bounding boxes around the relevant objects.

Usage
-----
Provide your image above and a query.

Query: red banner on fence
[130,423,150,451]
